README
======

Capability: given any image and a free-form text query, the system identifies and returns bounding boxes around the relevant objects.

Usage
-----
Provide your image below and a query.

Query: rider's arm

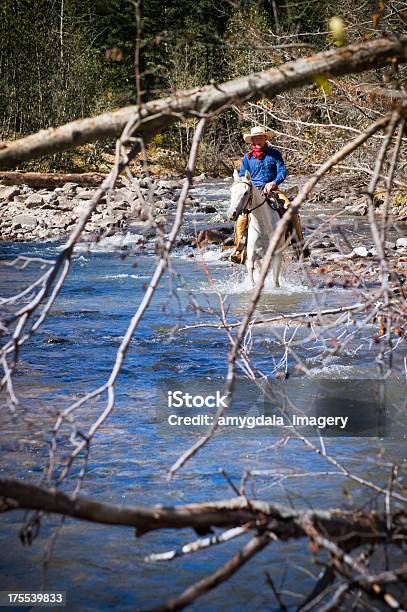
[274,150,287,185]
[239,154,249,176]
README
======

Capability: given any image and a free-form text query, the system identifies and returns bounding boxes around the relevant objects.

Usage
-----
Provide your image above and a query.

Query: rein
[246,196,266,213]
[238,181,280,214]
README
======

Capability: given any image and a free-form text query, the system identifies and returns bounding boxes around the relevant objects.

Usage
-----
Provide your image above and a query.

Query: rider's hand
[265,182,277,194]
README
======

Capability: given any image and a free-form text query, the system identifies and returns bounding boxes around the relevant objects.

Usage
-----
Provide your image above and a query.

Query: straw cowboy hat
[243,126,273,144]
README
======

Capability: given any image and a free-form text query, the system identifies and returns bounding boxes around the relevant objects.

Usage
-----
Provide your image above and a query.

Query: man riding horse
[231,126,308,264]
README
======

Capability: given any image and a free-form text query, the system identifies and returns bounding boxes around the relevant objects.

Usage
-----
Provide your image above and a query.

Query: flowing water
[0,179,406,610]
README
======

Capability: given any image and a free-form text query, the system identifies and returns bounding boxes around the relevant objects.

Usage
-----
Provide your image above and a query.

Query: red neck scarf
[247,143,268,160]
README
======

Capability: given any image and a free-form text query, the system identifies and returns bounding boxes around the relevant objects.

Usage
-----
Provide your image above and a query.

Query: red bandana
[247,143,268,160]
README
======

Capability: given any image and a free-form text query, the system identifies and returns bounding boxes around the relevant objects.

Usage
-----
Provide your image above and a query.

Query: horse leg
[246,257,255,287]
[272,252,282,287]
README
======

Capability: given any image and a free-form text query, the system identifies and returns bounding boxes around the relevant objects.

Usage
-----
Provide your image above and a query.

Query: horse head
[227,170,252,221]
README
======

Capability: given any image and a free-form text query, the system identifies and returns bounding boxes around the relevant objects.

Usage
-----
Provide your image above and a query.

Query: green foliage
[2,0,405,174]
[225,4,272,78]
[0,1,100,135]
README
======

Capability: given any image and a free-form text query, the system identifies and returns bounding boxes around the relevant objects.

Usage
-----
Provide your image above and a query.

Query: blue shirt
[239,146,287,187]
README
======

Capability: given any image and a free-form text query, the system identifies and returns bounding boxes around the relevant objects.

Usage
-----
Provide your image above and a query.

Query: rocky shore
[0,174,202,243]
[0,172,406,249]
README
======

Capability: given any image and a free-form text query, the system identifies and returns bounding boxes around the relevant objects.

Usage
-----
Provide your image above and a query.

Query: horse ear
[245,170,251,181]
[233,169,239,181]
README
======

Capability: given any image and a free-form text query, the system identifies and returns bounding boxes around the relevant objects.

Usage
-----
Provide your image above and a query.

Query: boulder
[396,237,407,249]
[0,185,20,201]
[25,194,44,208]
[61,182,78,193]
[12,214,38,229]
[53,196,73,212]
[201,205,217,213]
[197,228,229,245]
[345,200,367,216]
[352,246,369,257]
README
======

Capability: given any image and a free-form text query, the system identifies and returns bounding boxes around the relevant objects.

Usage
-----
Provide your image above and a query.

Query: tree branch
[1,36,407,168]
[1,479,406,544]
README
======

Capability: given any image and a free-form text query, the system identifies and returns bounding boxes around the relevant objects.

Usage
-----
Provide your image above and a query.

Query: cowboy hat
[243,126,273,144]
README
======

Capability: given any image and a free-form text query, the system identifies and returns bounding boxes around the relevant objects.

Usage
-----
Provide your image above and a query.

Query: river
[0,179,406,610]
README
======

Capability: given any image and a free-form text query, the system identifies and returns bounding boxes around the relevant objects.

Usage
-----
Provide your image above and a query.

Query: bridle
[235,179,280,215]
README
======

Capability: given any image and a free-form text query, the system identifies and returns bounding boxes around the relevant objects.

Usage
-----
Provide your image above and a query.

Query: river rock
[131,200,149,221]
[41,194,62,209]
[12,214,38,229]
[194,172,206,183]
[197,229,229,245]
[166,179,183,189]
[0,185,20,201]
[345,198,367,216]
[13,195,28,203]
[39,193,54,205]
[155,186,168,196]
[48,221,67,230]
[77,189,95,200]
[25,193,44,208]
[99,214,125,228]
[352,246,369,257]
[154,201,169,211]
[61,182,78,193]
[201,205,217,213]
[396,237,407,249]
[284,186,298,199]
[110,200,131,211]
[54,196,74,212]
[111,187,133,202]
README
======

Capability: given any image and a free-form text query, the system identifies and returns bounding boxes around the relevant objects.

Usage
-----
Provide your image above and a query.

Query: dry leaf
[372,12,380,28]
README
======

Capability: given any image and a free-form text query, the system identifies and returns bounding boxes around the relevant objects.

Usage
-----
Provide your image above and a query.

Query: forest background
[2,0,405,176]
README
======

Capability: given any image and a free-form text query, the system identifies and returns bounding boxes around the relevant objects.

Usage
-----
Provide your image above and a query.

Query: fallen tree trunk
[0,171,124,189]
[0,479,406,543]
[0,36,407,168]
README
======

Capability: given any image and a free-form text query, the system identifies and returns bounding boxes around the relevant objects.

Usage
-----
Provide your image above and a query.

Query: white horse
[227,169,286,287]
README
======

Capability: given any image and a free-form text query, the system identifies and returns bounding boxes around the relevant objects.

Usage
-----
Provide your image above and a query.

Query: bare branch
[1,480,406,544]
[155,532,273,611]
[1,36,407,167]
